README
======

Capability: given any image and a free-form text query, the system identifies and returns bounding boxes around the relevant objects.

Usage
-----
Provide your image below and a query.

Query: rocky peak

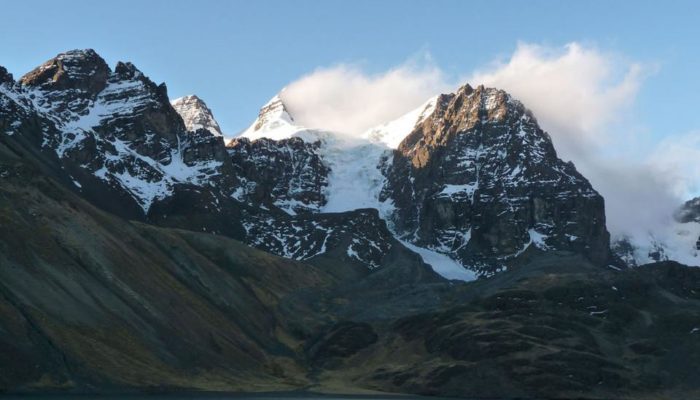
[239,94,304,141]
[171,94,223,136]
[256,94,293,127]
[399,84,534,168]
[3,49,236,215]
[381,84,610,274]
[0,66,13,85]
[20,49,110,95]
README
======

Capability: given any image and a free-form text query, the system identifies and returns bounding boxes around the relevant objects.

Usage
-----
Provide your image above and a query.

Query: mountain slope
[0,137,332,391]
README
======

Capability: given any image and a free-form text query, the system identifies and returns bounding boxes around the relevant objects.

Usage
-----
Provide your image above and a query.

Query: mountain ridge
[2,48,700,399]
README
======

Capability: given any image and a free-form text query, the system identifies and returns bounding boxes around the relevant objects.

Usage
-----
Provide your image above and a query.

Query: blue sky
[1,0,698,139]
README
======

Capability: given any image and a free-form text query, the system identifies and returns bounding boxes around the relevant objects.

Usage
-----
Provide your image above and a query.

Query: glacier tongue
[319,135,393,214]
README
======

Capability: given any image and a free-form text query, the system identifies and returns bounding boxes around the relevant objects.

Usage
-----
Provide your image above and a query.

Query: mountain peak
[171,94,223,136]
[239,93,304,141]
[256,94,294,126]
[0,66,13,85]
[113,61,144,79]
[20,49,110,93]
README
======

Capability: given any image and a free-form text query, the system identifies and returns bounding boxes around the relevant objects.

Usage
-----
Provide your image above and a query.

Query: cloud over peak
[468,43,647,161]
[274,42,697,239]
[280,55,451,135]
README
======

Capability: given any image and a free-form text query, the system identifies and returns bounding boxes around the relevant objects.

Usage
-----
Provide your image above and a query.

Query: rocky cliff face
[381,85,610,274]
[228,136,329,214]
[171,94,224,136]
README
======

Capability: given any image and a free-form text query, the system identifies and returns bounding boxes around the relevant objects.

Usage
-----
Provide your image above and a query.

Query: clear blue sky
[1,0,698,138]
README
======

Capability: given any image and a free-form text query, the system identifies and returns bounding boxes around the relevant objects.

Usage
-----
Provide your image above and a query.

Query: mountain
[6,49,232,218]
[171,94,224,137]
[381,85,610,275]
[4,48,700,398]
[229,87,612,276]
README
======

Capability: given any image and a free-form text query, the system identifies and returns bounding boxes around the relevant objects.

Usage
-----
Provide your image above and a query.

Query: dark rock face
[676,197,700,223]
[381,85,610,274]
[228,137,329,214]
[241,208,395,269]
[20,49,110,104]
[0,66,13,85]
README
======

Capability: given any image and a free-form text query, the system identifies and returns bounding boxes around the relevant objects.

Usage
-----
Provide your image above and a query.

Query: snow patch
[400,240,477,281]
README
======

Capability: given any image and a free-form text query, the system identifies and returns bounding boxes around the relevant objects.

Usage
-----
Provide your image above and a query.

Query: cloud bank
[468,42,645,163]
[465,43,675,236]
[281,56,451,135]
[278,42,695,240]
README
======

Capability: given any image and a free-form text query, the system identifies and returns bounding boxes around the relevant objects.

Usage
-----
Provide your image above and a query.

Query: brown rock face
[381,85,611,274]
[20,49,110,97]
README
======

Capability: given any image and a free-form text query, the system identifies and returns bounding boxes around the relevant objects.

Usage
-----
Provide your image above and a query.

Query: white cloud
[280,55,451,135]
[650,131,700,198]
[468,42,646,162]
[466,43,684,237]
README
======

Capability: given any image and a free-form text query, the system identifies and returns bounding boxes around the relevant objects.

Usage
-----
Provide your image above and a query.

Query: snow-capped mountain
[5,48,697,279]
[0,50,421,273]
[231,87,611,275]
[4,50,229,215]
[239,94,317,141]
[381,85,611,274]
[171,94,224,137]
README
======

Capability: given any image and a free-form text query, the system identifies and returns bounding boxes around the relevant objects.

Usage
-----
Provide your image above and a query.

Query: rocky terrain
[1,49,700,399]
